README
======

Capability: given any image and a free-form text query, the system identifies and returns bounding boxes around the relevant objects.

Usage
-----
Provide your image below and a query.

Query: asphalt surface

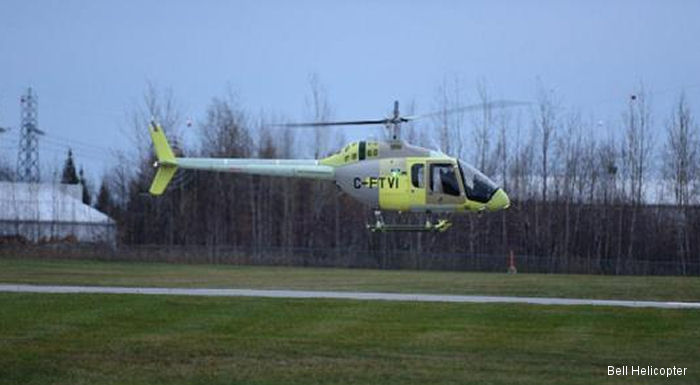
[1,284,699,309]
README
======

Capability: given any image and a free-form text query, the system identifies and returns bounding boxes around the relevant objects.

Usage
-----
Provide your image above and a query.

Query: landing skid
[366,211,452,233]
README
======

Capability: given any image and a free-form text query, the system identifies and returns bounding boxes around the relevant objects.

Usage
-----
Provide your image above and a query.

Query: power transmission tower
[16,87,44,182]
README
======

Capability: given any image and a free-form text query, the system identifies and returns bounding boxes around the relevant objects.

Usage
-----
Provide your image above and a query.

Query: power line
[2,142,114,162]
[39,143,114,162]
[41,136,110,156]
[42,132,113,152]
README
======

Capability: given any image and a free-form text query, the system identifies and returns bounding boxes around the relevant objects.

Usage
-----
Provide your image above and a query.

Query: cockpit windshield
[458,160,499,203]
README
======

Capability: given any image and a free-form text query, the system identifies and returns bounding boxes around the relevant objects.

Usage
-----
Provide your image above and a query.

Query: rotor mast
[387,100,405,141]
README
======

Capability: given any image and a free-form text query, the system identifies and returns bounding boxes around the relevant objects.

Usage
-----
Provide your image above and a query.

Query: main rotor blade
[408,100,531,120]
[273,100,529,129]
[277,119,389,128]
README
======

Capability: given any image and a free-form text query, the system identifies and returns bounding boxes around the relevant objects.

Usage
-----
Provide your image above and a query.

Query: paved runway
[1,284,699,309]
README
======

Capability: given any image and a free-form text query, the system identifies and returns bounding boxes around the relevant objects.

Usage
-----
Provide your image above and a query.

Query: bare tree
[123,82,182,164]
[494,108,513,190]
[664,92,698,207]
[621,85,653,263]
[531,82,559,262]
[304,74,335,252]
[663,92,699,273]
[509,119,536,201]
[554,112,584,260]
[494,108,513,253]
[622,86,653,205]
[470,80,493,173]
[200,94,249,158]
[535,82,558,203]
[306,73,333,159]
[433,75,465,157]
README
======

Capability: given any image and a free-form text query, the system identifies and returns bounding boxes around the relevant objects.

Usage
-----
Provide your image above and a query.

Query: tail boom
[147,121,334,196]
[176,158,334,180]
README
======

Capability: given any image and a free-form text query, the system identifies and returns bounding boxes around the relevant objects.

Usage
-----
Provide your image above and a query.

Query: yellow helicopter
[148,101,521,232]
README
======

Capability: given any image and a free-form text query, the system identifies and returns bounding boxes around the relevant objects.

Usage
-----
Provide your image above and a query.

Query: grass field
[1,293,699,385]
[1,257,700,301]
[1,258,699,384]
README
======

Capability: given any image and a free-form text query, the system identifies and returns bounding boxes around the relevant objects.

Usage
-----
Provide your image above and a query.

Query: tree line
[31,80,700,274]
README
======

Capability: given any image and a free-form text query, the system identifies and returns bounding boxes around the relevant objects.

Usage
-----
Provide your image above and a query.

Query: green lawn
[1,293,698,385]
[1,257,700,301]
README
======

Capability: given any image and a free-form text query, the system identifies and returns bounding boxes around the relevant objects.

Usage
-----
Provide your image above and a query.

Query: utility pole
[16,87,44,182]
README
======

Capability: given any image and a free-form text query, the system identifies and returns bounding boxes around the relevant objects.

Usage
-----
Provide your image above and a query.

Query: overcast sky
[1,0,699,181]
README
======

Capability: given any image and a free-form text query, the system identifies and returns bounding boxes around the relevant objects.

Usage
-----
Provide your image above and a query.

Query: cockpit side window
[458,160,499,203]
[411,163,424,188]
[430,164,461,196]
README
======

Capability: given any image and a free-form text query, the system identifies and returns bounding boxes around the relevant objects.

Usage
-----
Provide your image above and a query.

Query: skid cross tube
[367,211,452,233]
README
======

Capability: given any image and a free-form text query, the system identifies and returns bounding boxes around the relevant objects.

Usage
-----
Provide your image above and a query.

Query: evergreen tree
[61,149,79,184]
[79,167,91,205]
[95,178,113,215]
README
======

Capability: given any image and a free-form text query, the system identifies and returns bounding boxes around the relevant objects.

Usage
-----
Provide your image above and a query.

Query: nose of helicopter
[486,188,510,211]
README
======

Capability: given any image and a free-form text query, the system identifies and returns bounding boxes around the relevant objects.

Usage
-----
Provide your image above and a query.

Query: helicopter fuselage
[321,140,509,213]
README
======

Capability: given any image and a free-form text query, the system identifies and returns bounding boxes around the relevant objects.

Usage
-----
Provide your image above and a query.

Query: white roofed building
[0,182,116,244]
